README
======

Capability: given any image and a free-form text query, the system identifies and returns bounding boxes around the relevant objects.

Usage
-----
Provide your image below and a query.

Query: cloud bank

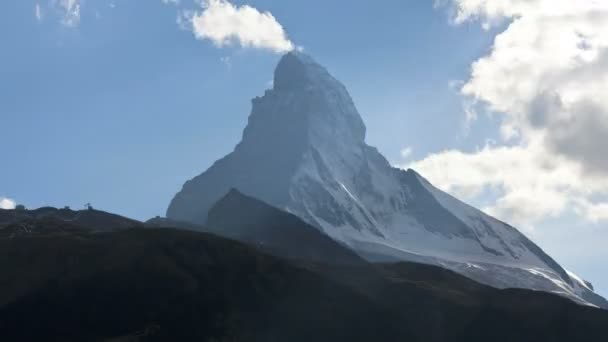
[409,0,608,226]
[185,0,295,53]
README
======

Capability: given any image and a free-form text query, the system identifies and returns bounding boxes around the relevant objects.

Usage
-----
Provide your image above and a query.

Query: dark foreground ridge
[0,206,142,235]
[0,206,607,341]
[205,188,365,265]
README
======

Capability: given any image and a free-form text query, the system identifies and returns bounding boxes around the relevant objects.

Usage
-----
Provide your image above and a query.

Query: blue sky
[1,0,607,296]
[1,0,493,217]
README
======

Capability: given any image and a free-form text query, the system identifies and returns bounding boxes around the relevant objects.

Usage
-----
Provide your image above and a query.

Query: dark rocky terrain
[0,207,142,235]
[0,201,607,341]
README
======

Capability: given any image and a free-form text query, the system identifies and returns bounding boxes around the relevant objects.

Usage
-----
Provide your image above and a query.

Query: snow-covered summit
[167,53,607,308]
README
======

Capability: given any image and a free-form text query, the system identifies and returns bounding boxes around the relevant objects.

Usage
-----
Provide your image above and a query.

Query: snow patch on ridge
[567,270,593,292]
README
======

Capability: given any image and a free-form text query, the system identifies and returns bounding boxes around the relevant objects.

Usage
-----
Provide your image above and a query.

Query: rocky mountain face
[167,52,607,308]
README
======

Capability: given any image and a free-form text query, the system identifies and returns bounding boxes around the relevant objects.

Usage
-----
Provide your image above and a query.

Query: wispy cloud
[35,3,43,22]
[55,0,81,27]
[220,56,232,69]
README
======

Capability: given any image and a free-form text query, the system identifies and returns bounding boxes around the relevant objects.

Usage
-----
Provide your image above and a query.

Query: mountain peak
[168,53,367,224]
[280,50,317,65]
[273,52,334,91]
[246,52,366,148]
[167,53,607,308]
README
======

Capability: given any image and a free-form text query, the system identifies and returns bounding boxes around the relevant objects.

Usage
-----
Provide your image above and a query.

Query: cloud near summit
[408,0,608,226]
[183,0,295,53]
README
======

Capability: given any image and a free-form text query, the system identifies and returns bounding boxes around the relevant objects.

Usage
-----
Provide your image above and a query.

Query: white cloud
[0,197,16,210]
[451,0,608,27]
[185,0,295,53]
[409,0,608,225]
[407,140,608,227]
[580,201,608,223]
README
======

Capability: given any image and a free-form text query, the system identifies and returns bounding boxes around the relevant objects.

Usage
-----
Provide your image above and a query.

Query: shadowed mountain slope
[0,217,607,341]
[205,189,364,265]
